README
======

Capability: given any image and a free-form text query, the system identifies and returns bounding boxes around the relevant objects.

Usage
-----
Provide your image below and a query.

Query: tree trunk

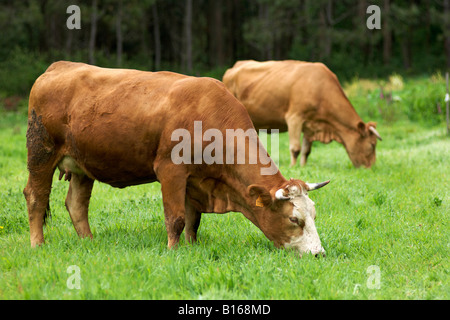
[224,0,233,64]
[184,0,193,73]
[383,0,392,65]
[302,0,313,60]
[424,0,431,57]
[318,8,327,60]
[258,2,272,60]
[401,37,412,70]
[65,28,73,59]
[152,3,161,70]
[116,0,123,67]
[209,0,224,66]
[319,0,332,60]
[217,0,225,65]
[89,0,98,65]
[445,0,450,68]
[358,0,370,64]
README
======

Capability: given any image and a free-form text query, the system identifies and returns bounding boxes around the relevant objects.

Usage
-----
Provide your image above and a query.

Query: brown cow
[24,61,329,256]
[223,60,382,168]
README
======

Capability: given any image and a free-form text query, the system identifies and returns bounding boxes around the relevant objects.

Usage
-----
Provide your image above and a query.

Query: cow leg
[23,109,58,247]
[162,184,186,248]
[156,163,188,248]
[286,115,303,167]
[300,136,312,167]
[23,167,55,248]
[65,173,94,239]
[184,199,201,243]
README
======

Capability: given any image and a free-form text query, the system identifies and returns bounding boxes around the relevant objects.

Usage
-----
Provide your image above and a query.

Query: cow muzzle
[284,234,325,258]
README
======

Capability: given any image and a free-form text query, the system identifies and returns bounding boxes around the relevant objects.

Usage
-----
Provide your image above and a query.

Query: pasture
[0,76,448,300]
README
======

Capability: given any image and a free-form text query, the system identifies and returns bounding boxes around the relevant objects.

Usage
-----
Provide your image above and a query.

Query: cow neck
[225,164,286,215]
[333,121,359,146]
[324,97,364,147]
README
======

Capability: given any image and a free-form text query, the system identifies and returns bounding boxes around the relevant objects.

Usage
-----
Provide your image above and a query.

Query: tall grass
[0,102,448,299]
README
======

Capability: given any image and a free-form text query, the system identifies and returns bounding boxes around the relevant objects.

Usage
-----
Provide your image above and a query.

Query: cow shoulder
[232,60,256,69]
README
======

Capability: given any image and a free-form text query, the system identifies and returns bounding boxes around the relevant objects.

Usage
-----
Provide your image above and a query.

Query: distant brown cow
[223,60,382,168]
[24,61,329,256]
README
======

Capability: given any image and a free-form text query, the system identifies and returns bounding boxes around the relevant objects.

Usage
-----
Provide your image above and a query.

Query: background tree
[0,0,448,96]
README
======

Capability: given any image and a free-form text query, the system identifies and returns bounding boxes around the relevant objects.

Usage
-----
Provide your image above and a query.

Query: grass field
[0,81,449,300]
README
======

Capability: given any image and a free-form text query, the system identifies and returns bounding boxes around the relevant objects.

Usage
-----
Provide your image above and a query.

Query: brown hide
[24,61,326,252]
[223,60,381,168]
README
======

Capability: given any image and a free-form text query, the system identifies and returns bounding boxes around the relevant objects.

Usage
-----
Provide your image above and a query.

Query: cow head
[347,121,382,168]
[247,179,329,257]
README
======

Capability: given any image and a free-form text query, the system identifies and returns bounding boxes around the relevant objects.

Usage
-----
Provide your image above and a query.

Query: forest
[0,0,449,97]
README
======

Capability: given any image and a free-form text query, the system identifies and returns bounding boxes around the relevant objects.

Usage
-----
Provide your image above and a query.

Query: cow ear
[247,184,273,207]
[367,121,377,128]
[357,121,367,137]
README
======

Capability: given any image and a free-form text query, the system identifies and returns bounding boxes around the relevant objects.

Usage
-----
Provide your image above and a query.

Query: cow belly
[85,156,158,188]
[57,155,157,188]
[252,120,288,132]
[243,102,288,132]
[58,118,159,187]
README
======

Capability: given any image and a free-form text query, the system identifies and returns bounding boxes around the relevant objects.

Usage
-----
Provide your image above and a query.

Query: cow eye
[289,217,299,224]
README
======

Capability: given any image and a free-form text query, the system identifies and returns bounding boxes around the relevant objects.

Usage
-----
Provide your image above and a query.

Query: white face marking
[275,189,288,200]
[283,188,324,256]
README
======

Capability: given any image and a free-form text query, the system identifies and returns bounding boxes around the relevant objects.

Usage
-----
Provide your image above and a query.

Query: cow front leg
[162,191,186,248]
[156,163,188,248]
[286,115,303,167]
[65,173,94,239]
[185,199,201,244]
[300,136,312,167]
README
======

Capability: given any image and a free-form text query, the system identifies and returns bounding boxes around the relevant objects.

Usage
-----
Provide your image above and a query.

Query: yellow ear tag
[256,196,264,207]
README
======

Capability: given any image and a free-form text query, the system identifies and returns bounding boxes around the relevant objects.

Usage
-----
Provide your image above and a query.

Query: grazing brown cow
[223,60,382,168]
[24,61,329,256]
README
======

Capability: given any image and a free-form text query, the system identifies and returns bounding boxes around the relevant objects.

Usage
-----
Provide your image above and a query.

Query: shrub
[344,73,447,125]
[0,47,48,96]
[400,74,447,125]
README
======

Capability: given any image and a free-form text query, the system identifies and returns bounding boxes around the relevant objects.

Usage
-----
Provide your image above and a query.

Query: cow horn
[369,126,382,141]
[275,189,290,200]
[306,180,330,191]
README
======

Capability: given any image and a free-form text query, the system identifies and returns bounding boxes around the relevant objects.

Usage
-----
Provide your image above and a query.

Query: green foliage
[400,76,447,125]
[0,47,48,96]
[433,197,443,207]
[343,73,448,125]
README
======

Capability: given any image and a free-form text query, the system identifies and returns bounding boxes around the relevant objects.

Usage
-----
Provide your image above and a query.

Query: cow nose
[313,248,326,258]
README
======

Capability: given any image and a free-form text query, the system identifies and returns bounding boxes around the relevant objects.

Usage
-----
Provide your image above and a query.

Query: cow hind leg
[23,169,54,247]
[65,173,94,239]
[23,109,58,247]
[184,199,201,244]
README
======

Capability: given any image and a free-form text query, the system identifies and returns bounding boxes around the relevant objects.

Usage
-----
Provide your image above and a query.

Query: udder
[57,156,86,181]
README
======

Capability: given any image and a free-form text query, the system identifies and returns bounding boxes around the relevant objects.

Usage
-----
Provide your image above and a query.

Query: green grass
[0,95,449,300]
